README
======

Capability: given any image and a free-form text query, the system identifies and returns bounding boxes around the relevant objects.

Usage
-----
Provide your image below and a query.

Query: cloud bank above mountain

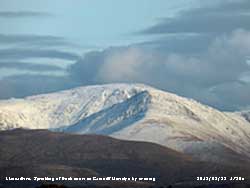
[69,29,250,110]
[140,0,250,35]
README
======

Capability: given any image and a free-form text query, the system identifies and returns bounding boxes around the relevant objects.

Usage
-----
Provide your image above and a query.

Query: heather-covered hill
[0,129,250,188]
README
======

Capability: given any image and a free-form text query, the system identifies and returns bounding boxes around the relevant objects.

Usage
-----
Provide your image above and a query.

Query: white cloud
[97,48,146,82]
[71,29,250,110]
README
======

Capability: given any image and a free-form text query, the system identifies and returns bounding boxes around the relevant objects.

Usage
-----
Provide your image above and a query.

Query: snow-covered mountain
[1,83,250,163]
[0,84,147,130]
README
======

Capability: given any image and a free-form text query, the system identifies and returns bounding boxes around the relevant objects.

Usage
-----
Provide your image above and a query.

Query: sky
[0,0,250,111]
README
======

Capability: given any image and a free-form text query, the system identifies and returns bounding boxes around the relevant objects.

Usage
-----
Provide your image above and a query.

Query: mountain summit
[1,83,250,163]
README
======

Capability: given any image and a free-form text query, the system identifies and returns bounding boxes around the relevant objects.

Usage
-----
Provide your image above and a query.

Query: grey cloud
[0,75,79,100]
[0,48,80,61]
[140,0,250,35]
[0,34,74,47]
[136,34,214,54]
[69,30,250,111]
[69,50,108,85]
[0,62,63,71]
[193,0,250,15]
[0,11,52,18]
[207,81,250,110]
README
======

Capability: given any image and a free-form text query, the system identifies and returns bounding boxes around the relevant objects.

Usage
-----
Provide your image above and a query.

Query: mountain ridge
[1,83,250,164]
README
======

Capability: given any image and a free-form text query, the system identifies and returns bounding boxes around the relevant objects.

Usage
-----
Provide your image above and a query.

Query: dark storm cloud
[0,62,63,71]
[0,11,52,18]
[140,0,250,35]
[0,34,74,47]
[0,48,80,61]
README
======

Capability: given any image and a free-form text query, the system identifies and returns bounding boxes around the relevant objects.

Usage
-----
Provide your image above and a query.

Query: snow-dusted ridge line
[0,83,150,130]
[56,90,151,134]
[1,83,250,164]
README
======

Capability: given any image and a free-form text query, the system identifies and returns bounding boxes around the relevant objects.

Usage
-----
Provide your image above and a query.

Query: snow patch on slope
[57,91,151,134]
